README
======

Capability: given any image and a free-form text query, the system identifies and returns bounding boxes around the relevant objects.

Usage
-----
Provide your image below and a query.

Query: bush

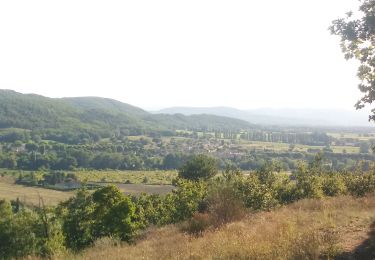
[322,174,347,197]
[92,236,121,250]
[207,181,246,225]
[293,163,324,199]
[0,200,65,259]
[346,173,375,197]
[171,179,208,222]
[182,213,212,236]
[234,174,278,210]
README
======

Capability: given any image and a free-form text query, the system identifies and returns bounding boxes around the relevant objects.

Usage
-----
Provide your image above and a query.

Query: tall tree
[178,154,218,181]
[331,1,375,120]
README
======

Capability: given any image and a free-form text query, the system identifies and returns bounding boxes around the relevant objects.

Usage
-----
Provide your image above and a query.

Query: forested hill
[0,90,251,136]
[157,106,374,127]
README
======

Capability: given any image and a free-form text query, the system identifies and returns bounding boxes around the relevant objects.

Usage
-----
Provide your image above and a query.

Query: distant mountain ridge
[0,90,251,134]
[156,106,374,127]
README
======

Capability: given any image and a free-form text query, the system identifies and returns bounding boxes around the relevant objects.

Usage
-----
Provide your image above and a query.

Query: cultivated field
[0,171,177,206]
[0,176,74,206]
[327,132,375,141]
[237,140,360,153]
[74,170,177,184]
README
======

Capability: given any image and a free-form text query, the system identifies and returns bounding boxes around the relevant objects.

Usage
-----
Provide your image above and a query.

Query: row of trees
[1,148,374,172]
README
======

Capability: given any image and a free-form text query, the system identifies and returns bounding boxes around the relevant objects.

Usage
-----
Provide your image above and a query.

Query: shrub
[0,200,65,259]
[182,213,212,236]
[234,174,278,210]
[322,174,347,197]
[206,181,246,225]
[346,173,375,197]
[169,179,208,223]
[92,236,121,250]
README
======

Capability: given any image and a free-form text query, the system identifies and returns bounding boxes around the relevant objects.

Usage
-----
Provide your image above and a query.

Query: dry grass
[60,194,375,260]
[0,176,74,206]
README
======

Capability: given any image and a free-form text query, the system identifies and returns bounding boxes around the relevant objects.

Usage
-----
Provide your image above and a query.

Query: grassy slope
[71,195,375,260]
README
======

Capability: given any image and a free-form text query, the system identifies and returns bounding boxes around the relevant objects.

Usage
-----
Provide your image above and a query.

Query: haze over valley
[156,106,374,127]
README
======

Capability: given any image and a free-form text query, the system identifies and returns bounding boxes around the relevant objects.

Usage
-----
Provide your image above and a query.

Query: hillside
[70,195,375,260]
[0,90,251,135]
[157,106,374,127]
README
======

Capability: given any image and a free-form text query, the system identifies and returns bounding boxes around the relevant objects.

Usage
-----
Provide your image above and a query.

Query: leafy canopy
[331,0,375,120]
[178,154,218,181]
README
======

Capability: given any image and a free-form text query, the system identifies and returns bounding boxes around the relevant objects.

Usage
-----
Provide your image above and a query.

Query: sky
[0,0,364,111]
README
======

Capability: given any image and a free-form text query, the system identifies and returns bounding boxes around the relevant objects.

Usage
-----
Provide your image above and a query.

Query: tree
[2,154,17,169]
[178,154,218,181]
[60,186,139,250]
[331,1,375,120]
[360,141,370,153]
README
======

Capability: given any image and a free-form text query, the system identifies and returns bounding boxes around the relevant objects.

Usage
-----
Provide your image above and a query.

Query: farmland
[74,170,177,184]
[0,176,74,205]
[0,169,178,205]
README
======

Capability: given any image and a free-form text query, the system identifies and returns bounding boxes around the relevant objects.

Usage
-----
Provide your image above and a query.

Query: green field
[327,132,375,141]
[236,140,360,154]
[0,169,178,185]
[74,170,177,184]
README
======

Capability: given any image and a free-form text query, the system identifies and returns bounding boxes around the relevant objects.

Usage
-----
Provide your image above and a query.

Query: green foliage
[331,1,375,119]
[170,179,208,222]
[134,194,174,226]
[2,158,375,258]
[0,200,65,259]
[322,173,347,196]
[133,179,208,226]
[234,173,278,210]
[59,190,96,250]
[0,90,250,140]
[179,154,218,181]
[205,178,246,225]
[293,164,325,199]
[60,186,138,250]
[345,172,375,197]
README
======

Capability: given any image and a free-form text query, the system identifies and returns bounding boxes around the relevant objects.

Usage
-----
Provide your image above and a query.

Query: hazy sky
[0,0,364,110]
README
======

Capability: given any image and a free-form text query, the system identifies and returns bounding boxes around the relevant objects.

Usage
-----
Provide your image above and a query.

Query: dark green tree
[178,154,218,181]
[60,186,139,250]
